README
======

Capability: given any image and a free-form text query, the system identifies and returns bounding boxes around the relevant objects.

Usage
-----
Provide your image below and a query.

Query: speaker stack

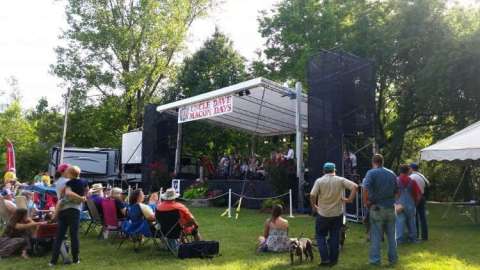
[307,50,375,182]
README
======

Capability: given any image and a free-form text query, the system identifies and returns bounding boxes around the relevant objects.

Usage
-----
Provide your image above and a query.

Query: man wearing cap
[310,162,358,267]
[363,154,398,266]
[156,188,202,241]
[409,163,430,241]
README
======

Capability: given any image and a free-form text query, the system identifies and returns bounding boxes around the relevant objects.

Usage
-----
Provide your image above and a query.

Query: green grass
[2,204,480,270]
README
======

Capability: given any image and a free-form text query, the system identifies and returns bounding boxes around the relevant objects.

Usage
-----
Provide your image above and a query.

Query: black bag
[177,241,219,259]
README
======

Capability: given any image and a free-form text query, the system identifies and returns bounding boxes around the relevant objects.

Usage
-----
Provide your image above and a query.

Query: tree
[52,0,213,129]
[170,30,251,161]
[0,102,41,180]
[258,0,480,168]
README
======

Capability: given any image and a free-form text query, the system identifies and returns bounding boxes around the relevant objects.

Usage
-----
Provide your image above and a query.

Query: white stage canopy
[156,77,308,136]
[420,121,480,161]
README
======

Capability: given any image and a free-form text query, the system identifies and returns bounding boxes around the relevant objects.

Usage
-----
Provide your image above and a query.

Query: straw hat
[89,183,104,194]
[111,187,123,196]
[161,188,179,201]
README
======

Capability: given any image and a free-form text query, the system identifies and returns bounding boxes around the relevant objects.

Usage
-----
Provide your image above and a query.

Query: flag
[5,139,15,172]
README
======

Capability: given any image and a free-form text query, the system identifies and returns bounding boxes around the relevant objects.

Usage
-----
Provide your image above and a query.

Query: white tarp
[420,121,480,161]
[121,131,142,164]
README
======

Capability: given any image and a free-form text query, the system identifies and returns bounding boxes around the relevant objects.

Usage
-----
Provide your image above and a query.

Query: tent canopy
[420,121,480,161]
[156,77,308,136]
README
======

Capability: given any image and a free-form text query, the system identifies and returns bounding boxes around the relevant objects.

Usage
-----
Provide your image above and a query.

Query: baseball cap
[410,163,419,170]
[57,163,70,173]
[323,162,336,171]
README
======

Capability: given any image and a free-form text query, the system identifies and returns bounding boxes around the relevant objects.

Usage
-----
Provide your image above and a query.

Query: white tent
[420,121,480,161]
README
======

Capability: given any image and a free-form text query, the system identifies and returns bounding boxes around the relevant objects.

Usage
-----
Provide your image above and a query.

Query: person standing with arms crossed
[363,154,399,266]
[310,162,358,267]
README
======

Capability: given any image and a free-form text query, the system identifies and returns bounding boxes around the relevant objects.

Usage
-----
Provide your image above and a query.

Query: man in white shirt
[310,162,358,267]
[284,144,294,160]
[409,163,429,241]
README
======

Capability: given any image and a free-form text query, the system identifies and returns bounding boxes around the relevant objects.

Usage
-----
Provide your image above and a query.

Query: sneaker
[73,260,80,264]
[48,262,56,267]
[319,261,331,267]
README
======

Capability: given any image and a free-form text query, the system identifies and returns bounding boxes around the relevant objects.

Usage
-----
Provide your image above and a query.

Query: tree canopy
[52,0,213,129]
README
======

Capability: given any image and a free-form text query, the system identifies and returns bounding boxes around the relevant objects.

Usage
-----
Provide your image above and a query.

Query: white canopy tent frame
[156,77,308,208]
[420,121,480,220]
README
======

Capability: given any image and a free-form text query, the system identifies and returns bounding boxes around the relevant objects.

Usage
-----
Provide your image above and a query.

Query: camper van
[49,147,119,183]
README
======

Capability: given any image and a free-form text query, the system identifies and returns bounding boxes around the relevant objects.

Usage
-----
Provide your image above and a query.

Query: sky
[0,0,477,109]
[0,0,279,109]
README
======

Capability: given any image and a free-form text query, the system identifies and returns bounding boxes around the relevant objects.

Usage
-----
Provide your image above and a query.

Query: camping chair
[15,195,28,209]
[85,200,104,238]
[31,223,56,255]
[118,204,153,252]
[153,210,183,256]
[101,199,121,242]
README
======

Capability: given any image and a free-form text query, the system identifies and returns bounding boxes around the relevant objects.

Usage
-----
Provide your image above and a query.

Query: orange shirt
[156,201,194,226]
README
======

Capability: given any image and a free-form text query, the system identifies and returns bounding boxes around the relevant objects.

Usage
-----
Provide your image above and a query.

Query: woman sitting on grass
[0,208,46,259]
[257,204,290,252]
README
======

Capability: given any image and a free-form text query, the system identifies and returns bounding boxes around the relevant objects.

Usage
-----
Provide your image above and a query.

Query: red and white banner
[5,140,16,172]
[178,95,233,123]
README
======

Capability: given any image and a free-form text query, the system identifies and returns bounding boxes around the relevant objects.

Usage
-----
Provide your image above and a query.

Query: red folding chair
[101,199,121,242]
[31,223,58,256]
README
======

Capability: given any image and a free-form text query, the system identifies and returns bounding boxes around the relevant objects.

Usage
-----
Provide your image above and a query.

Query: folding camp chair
[85,200,104,238]
[153,210,183,256]
[31,223,57,256]
[101,199,121,242]
[15,195,28,209]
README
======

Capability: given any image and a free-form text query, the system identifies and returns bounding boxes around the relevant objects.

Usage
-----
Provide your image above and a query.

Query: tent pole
[295,82,305,211]
[174,123,183,176]
[442,165,469,219]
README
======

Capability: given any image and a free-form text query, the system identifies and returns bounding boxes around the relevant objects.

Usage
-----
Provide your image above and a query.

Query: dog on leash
[289,238,314,265]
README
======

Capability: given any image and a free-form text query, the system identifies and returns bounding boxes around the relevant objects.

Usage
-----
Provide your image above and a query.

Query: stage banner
[178,95,233,123]
[5,139,16,171]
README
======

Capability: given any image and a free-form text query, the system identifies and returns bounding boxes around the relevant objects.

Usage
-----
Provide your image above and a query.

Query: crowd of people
[0,152,431,267]
[0,164,202,265]
[216,145,295,180]
[256,154,430,268]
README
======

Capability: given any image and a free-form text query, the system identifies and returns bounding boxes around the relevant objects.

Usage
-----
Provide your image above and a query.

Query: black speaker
[142,105,177,193]
[307,50,375,182]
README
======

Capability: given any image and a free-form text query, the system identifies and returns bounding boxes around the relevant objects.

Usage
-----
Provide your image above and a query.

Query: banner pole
[289,189,294,218]
[228,189,232,218]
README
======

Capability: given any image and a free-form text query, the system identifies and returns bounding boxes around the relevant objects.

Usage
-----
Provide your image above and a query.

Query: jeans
[50,208,80,264]
[416,197,428,240]
[369,206,397,265]
[396,207,417,243]
[315,214,342,264]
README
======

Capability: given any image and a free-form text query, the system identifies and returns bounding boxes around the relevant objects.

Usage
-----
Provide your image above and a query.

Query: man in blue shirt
[363,154,398,266]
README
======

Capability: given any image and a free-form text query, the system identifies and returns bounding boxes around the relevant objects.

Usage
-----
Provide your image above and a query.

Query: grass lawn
[1,204,479,270]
